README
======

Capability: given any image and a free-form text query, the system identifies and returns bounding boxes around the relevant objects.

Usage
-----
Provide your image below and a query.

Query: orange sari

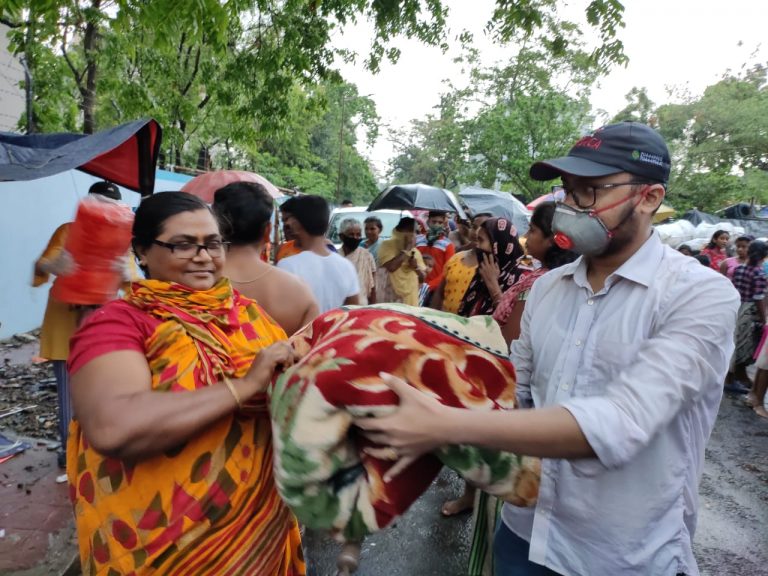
[67,279,305,575]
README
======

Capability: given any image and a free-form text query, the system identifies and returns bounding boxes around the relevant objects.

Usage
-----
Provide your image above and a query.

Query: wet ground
[1,336,767,575]
[694,392,768,576]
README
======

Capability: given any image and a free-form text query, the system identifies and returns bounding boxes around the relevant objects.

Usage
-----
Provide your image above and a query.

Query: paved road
[305,392,768,576]
[304,468,471,576]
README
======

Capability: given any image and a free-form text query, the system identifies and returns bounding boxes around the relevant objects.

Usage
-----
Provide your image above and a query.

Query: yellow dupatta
[67,278,304,576]
[377,231,425,306]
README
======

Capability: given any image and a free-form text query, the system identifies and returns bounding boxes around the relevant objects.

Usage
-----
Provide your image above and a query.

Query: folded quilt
[269,304,540,540]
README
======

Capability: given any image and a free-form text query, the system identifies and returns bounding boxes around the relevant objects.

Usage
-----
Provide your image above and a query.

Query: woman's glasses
[152,239,229,259]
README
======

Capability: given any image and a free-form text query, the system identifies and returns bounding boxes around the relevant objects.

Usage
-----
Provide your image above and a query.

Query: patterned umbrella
[180,170,282,203]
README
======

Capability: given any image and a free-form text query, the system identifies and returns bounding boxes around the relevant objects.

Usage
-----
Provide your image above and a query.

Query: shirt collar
[562,229,665,289]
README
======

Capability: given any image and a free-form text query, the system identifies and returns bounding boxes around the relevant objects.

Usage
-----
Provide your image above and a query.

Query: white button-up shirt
[502,231,740,576]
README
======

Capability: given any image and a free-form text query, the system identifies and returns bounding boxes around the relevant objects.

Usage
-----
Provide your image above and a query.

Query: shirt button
[587,299,594,305]
[561,383,570,390]
[575,339,582,346]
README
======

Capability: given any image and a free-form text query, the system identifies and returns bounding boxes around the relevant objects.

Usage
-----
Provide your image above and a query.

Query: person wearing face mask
[491,203,579,346]
[339,218,377,305]
[416,210,456,294]
[458,217,524,318]
[355,122,740,576]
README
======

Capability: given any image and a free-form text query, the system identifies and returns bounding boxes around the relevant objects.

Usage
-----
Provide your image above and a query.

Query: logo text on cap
[573,136,602,151]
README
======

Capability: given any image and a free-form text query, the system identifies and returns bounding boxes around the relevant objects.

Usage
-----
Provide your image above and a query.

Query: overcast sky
[333,0,766,176]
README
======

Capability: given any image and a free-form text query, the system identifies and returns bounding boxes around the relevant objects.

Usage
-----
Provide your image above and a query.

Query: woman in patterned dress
[66,192,305,576]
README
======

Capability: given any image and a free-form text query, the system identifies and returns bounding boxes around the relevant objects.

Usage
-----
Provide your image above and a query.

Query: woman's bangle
[223,377,243,409]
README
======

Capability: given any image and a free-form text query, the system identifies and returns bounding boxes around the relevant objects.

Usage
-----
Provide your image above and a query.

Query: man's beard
[599,203,641,258]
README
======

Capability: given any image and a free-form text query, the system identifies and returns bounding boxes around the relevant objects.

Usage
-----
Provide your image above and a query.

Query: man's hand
[112,255,134,282]
[356,372,452,480]
[42,250,76,276]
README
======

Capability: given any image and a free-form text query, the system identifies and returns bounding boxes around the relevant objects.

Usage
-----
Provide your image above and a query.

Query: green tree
[460,22,599,200]
[610,87,657,124]
[389,14,606,200]
[388,91,469,189]
[655,64,768,212]
[230,81,379,202]
[2,0,628,135]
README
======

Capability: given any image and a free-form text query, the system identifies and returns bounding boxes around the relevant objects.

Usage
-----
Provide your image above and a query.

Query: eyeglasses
[555,181,650,209]
[152,239,229,259]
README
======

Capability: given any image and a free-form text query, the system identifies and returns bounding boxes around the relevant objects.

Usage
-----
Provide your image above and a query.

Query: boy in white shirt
[277,195,360,313]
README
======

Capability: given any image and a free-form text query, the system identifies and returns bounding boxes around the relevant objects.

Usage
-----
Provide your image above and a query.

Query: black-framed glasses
[554,181,650,209]
[152,239,229,259]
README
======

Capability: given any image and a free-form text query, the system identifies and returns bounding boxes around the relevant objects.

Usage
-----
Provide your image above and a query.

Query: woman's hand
[112,254,134,282]
[479,253,502,302]
[41,249,76,276]
[356,372,452,480]
[242,342,297,396]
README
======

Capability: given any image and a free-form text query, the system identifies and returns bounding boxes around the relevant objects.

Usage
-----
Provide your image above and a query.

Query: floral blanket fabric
[269,304,540,541]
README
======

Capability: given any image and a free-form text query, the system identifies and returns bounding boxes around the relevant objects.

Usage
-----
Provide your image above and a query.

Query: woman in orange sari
[66,191,305,576]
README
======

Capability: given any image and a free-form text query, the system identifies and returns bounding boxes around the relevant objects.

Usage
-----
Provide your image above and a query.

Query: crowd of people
[30,121,752,575]
[684,230,768,419]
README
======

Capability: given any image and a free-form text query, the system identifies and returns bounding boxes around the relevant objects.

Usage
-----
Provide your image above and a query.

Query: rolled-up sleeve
[563,273,739,473]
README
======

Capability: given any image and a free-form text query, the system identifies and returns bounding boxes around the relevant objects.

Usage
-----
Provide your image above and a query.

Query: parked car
[327,207,413,249]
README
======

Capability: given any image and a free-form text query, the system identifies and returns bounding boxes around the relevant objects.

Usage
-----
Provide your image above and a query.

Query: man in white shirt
[357,122,740,575]
[277,195,360,314]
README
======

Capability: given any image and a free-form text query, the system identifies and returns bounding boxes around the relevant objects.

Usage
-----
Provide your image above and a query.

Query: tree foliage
[651,64,768,212]
[388,91,468,189]
[388,21,599,200]
[0,0,629,202]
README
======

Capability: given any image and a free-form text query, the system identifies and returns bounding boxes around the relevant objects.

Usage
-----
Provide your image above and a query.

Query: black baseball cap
[530,122,671,184]
[88,180,122,200]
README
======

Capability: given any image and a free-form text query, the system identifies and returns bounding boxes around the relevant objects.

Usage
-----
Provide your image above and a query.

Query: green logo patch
[631,150,640,160]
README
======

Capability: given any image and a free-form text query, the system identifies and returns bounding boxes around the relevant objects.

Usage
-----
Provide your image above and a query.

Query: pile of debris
[0,331,59,443]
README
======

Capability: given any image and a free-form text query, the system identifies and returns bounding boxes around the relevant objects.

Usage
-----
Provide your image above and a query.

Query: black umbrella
[367,183,467,219]
[459,186,530,234]
[0,118,162,196]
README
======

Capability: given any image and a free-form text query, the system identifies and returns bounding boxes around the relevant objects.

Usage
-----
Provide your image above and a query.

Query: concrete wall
[0,169,192,339]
